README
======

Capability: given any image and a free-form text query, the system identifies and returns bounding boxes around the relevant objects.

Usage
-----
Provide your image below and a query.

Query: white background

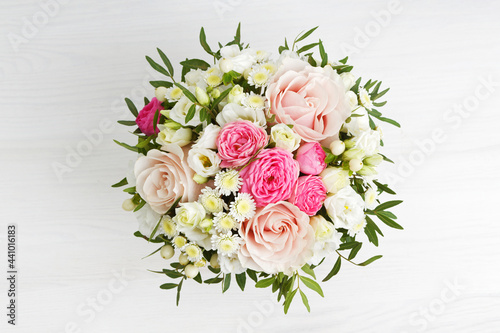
[1,0,500,332]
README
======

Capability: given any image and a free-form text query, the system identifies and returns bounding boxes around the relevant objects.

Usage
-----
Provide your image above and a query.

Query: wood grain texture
[1,0,499,332]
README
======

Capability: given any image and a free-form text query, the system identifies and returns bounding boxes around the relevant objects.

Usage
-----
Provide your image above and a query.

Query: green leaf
[375,200,403,211]
[375,211,404,230]
[133,199,146,212]
[234,22,241,45]
[113,140,138,152]
[145,56,170,77]
[207,266,220,274]
[176,279,183,306]
[160,283,178,290]
[199,27,214,56]
[235,273,246,291]
[378,116,401,127]
[204,277,223,284]
[301,264,316,279]
[125,98,138,117]
[373,180,396,195]
[366,215,384,236]
[157,48,174,77]
[136,136,153,148]
[163,270,183,279]
[295,26,318,43]
[358,255,383,266]
[185,104,197,124]
[378,210,397,219]
[299,290,311,312]
[255,276,275,288]
[339,56,348,64]
[222,273,231,293]
[174,83,197,104]
[141,245,163,259]
[149,80,173,88]
[284,288,298,314]
[323,256,341,282]
[297,42,319,54]
[193,272,203,284]
[318,39,328,67]
[364,223,379,246]
[299,276,324,297]
[111,177,128,188]
[180,58,210,71]
[117,120,137,126]
[338,241,359,251]
[247,269,258,282]
[379,153,394,164]
[348,242,362,260]
[372,87,390,101]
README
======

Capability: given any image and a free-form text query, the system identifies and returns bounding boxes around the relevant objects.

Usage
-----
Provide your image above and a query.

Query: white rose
[134,203,162,238]
[308,215,342,265]
[216,103,267,128]
[270,124,301,152]
[354,130,381,156]
[174,202,206,229]
[320,167,350,194]
[157,125,192,148]
[170,96,202,127]
[227,85,245,104]
[219,45,256,73]
[187,147,221,177]
[192,124,220,149]
[185,69,206,88]
[340,72,356,91]
[324,186,366,236]
[346,91,359,110]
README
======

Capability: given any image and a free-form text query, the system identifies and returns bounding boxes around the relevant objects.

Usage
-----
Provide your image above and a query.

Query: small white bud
[193,174,209,184]
[122,198,136,211]
[210,254,220,268]
[219,58,234,73]
[184,264,199,279]
[194,258,207,268]
[155,87,168,102]
[349,158,363,172]
[160,245,175,260]
[195,87,210,106]
[179,253,190,266]
[329,140,345,155]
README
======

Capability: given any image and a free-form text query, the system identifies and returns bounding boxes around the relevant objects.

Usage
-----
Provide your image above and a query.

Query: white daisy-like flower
[348,218,367,237]
[211,232,243,257]
[214,170,242,196]
[204,67,223,87]
[242,92,266,110]
[248,66,271,87]
[261,62,277,75]
[184,243,203,262]
[172,235,187,250]
[213,212,239,233]
[358,88,374,110]
[254,50,270,63]
[161,216,177,238]
[164,86,183,103]
[230,193,256,222]
[198,187,225,214]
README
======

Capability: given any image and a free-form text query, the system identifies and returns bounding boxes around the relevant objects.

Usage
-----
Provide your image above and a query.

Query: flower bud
[343,138,356,149]
[363,154,383,166]
[163,119,182,130]
[195,87,210,106]
[342,148,364,160]
[154,86,168,102]
[160,109,170,118]
[349,158,363,172]
[184,264,199,278]
[194,258,207,268]
[228,85,244,104]
[340,72,356,91]
[179,253,190,266]
[193,174,209,184]
[210,254,220,268]
[199,218,213,231]
[122,198,136,211]
[210,88,221,99]
[329,140,345,156]
[160,245,175,260]
[357,165,377,176]
[219,58,234,73]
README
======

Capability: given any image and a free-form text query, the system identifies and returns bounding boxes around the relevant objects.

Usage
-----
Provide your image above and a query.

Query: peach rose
[238,201,315,275]
[134,145,203,214]
[266,58,351,143]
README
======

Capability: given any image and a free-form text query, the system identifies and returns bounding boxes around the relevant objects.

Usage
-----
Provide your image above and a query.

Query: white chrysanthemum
[164,86,183,103]
[184,243,203,262]
[248,66,271,87]
[213,212,239,233]
[211,232,242,257]
[255,50,270,63]
[261,62,277,75]
[161,216,177,238]
[172,235,187,250]
[214,169,242,196]
[358,88,374,110]
[198,187,225,214]
[242,92,266,110]
[230,193,256,222]
[204,67,223,87]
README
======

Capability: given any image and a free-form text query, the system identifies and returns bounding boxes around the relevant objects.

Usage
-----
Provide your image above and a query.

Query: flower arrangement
[113,25,403,313]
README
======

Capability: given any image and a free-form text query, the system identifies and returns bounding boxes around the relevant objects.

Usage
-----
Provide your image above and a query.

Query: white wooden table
[1,0,499,332]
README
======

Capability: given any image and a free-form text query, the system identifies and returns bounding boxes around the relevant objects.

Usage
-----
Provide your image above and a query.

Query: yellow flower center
[170,87,183,99]
[248,95,265,108]
[206,74,222,87]
[253,72,268,85]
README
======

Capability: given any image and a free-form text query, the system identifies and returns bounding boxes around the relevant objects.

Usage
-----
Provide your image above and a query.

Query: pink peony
[135,97,164,135]
[217,120,268,168]
[240,148,299,207]
[295,142,327,175]
[134,145,203,214]
[288,175,327,216]
[266,58,351,143]
[238,201,315,275]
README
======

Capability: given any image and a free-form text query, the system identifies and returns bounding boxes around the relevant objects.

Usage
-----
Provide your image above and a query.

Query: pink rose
[217,120,268,168]
[295,142,327,175]
[134,145,203,214]
[288,175,327,216]
[266,58,351,143]
[238,201,315,275]
[240,148,299,207]
[135,97,164,135]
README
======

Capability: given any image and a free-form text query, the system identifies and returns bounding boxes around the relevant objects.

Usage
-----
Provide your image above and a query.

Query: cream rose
[134,145,203,214]
[266,58,351,143]
[238,201,315,275]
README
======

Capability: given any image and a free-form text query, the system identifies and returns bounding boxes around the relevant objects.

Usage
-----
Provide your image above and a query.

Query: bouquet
[113,25,403,313]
